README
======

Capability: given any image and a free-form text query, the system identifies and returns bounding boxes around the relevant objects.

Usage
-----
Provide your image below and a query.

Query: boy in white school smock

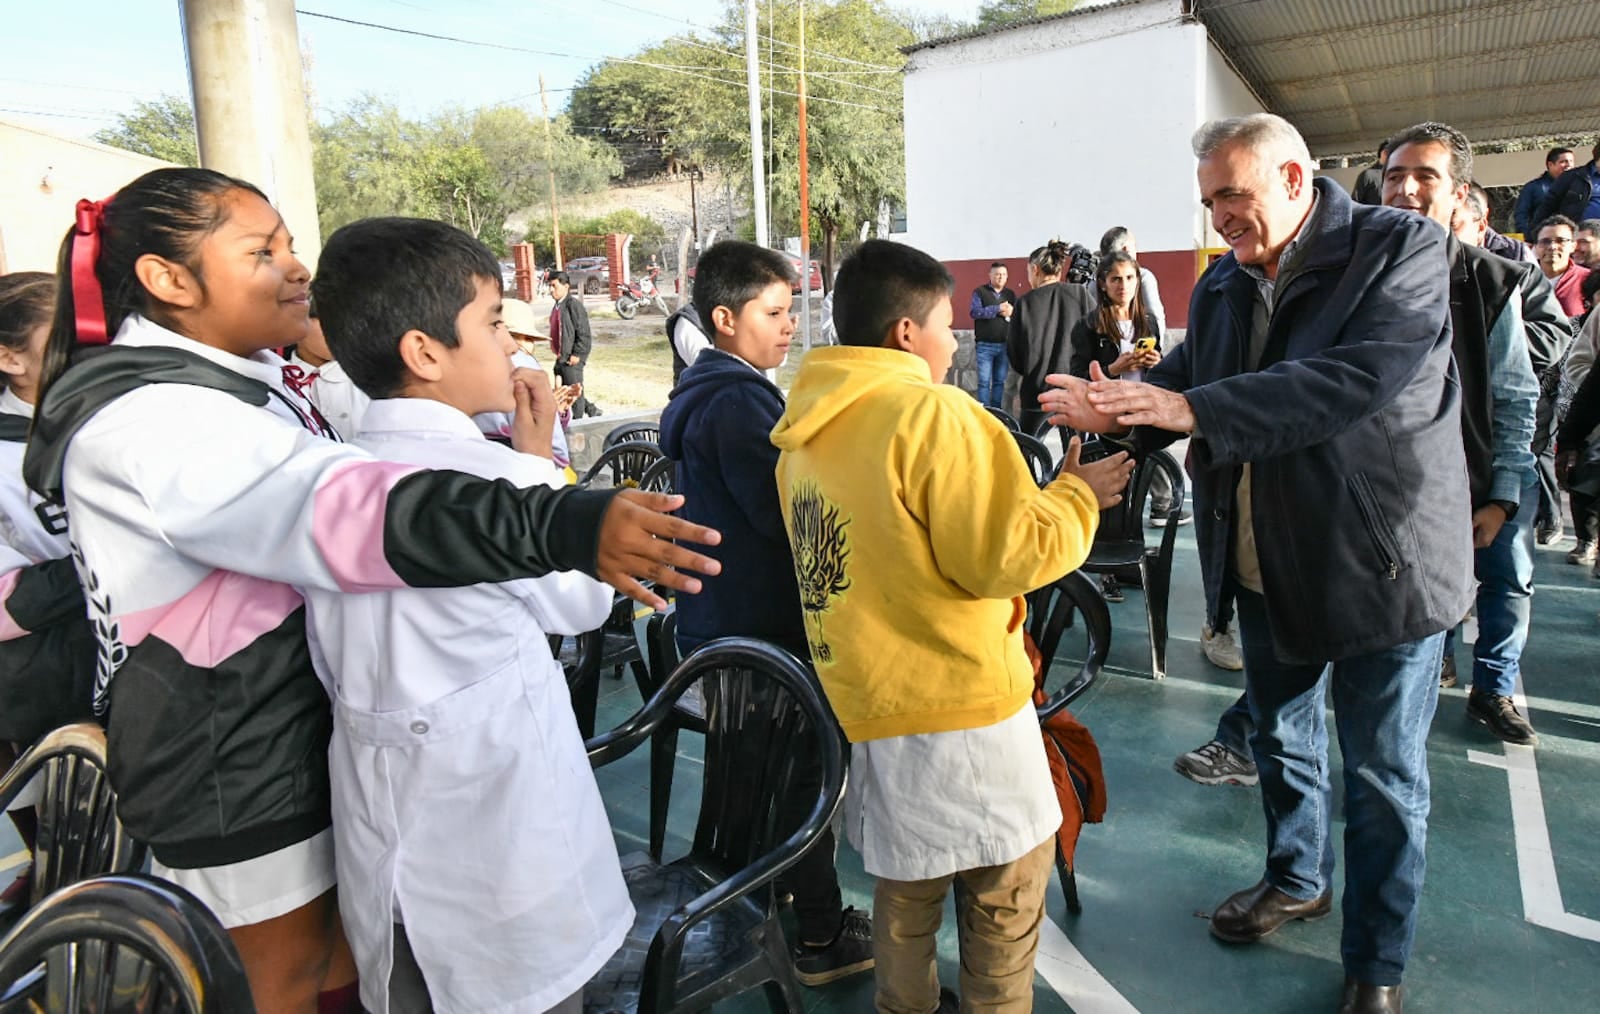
[304,217,627,1014]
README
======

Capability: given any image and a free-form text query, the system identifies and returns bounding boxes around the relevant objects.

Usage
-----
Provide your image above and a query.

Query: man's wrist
[1488,499,1518,521]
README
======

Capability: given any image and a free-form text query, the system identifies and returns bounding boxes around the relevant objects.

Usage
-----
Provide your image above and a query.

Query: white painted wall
[1203,43,1264,122]
[903,0,1206,259]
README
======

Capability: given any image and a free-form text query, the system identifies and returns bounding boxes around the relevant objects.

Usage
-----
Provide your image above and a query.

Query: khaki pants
[873,837,1054,1013]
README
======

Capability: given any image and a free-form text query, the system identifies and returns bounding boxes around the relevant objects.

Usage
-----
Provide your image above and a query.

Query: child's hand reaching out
[1057,436,1135,509]
[510,367,556,459]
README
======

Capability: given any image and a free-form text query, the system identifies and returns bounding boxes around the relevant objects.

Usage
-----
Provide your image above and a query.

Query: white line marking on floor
[0,849,28,874]
[1035,918,1141,1013]
[1466,681,1600,944]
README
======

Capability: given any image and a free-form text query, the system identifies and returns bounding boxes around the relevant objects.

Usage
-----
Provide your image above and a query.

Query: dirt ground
[532,293,829,412]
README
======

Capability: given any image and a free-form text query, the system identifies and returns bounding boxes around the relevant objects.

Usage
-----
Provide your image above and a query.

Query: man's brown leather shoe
[1339,978,1402,1013]
[1209,878,1333,943]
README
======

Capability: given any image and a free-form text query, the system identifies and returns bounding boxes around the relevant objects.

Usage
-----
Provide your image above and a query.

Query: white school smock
[303,397,628,1014]
[287,352,371,440]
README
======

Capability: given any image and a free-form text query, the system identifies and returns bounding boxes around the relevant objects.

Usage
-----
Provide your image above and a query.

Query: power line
[296,8,897,115]
[589,0,904,72]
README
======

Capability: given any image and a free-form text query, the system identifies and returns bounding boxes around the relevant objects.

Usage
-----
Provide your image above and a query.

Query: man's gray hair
[1191,114,1313,167]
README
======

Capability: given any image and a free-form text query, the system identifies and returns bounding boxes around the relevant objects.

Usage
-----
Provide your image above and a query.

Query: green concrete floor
[592,516,1600,1013]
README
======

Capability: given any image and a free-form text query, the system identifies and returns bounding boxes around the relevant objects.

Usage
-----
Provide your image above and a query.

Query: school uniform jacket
[304,398,626,1014]
[23,315,617,870]
[0,389,95,744]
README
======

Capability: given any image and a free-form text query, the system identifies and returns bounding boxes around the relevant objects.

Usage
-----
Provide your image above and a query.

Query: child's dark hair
[832,240,953,349]
[38,168,268,403]
[311,217,501,399]
[0,272,57,366]
[691,241,795,338]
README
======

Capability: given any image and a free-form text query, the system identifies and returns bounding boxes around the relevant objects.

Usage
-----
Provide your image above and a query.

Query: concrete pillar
[180,0,321,267]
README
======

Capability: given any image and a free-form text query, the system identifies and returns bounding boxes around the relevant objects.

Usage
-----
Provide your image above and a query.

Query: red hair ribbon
[71,198,110,345]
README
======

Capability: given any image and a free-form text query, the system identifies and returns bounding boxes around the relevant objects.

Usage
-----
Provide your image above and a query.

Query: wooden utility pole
[539,74,564,268]
[798,0,813,351]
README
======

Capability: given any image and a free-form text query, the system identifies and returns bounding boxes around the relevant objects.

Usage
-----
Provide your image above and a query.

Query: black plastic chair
[551,595,650,739]
[1025,571,1112,915]
[1011,431,1058,488]
[639,456,677,495]
[1026,570,1112,721]
[584,638,847,1014]
[638,610,709,861]
[1078,447,1185,679]
[603,421,662,450]
[0,724,147,931]
[985,406,1020,432]
[579,439,663,491]
[0,873,254,1013]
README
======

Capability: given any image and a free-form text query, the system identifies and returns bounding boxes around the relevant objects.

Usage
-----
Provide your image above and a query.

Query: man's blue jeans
[1443,473,1537,697]
[975,341,1008,409]
[1236,589,1444,986]
[1213,692,1252,758]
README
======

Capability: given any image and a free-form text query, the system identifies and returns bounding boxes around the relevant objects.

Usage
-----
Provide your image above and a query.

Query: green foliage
[91,94,199,167]
[95,93,620,256]
[521,209,669,268]
[975,0,1080,30]
[567,0,913,277]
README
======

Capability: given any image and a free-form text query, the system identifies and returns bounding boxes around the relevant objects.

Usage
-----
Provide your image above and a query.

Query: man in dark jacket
[1535,139,1600,228]
[1350,140,1388,205]
[969,262,1016,410]
[1514,147,1574,235]
[549,271,599,417]
[1043,114,1471,1014]
[1385,121,1541,743]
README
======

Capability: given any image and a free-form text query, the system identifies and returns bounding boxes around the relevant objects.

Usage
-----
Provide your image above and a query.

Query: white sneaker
[1201,625,1244,671]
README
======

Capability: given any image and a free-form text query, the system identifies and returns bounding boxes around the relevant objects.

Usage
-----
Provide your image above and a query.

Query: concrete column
[180,0,321,267]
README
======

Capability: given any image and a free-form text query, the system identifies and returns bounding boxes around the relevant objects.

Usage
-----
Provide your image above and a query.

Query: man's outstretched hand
[596,490,722,611]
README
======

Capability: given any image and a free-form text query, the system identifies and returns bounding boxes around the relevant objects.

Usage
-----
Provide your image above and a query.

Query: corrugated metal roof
[901,0,1155,55]
[1192,0,1600,156]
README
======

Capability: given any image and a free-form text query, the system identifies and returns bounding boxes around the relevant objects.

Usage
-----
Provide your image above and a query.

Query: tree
[568,0,914,287]
[975,0,1080,30]
[93,94,199,166]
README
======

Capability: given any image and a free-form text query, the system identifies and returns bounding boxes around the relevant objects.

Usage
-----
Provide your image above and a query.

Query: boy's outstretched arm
[596,491,722,610]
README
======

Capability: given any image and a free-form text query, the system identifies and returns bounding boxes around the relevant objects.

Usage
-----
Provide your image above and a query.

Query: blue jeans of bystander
[975,341,1008,410]
[1442,473,1538,697]
[1236,589,1444,986]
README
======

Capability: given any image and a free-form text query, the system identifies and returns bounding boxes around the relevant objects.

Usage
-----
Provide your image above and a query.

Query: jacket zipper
[1347,473,1402,580]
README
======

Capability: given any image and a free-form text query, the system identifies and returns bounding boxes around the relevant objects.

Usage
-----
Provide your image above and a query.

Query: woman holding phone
[1069,251,1162,382]
[1070,251,1186,600]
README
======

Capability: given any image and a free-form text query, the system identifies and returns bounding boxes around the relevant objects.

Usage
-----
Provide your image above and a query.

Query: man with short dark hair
[1514,147,1575,234]
[1350,140,1388,205]
[1536,140,1600,226]
[1044,113,1473,1014]
[1536,215,1592,318]
[1386,122,1541,745]
[968,262,1016,410]
[1574,219,1600,269]
[549,272,600,417]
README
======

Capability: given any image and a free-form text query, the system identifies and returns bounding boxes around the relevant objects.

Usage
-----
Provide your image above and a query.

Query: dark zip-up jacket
[1008,282,1097,412]
[1536,159,1599,227]
[1067,313,1164,379]
[1138,179,1473,663]
[556,294,593,363]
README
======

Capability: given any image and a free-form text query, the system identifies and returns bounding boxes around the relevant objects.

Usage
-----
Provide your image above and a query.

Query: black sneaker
[1467,689,1537,746]
[792,907,874,987]
[1099,574,1124,603]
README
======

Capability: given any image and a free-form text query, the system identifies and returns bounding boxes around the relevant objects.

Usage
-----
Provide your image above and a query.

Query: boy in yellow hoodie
[772,240,1133,1012]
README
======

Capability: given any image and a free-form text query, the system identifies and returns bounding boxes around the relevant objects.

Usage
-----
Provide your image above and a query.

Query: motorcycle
[614,272,672,319]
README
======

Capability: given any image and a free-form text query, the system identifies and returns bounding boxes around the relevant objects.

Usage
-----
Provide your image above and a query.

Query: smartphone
[1135,337,1158,353]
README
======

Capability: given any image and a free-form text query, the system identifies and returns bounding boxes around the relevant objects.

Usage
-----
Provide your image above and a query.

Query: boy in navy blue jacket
[658,240,873,987]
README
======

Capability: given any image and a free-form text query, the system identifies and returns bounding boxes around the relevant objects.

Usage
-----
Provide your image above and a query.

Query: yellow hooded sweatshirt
[771,346,1101,743]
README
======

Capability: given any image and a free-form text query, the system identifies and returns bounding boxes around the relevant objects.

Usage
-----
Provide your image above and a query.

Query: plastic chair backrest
[588,637,845,874]
[639,457,676,495]
[0,724,146,909]
[0,873,255,1013]
[579,439,663,490]
[603,422,662,450]
[1026,571,1112,719]
[985,406,1020,432]
[1092,446,1185,546]
[1011,431,1057,488]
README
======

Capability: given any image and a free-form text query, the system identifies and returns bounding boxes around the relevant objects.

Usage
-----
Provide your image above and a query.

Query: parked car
[686,252,823,295]
[784,253,825,293]
[562,256,610,295]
